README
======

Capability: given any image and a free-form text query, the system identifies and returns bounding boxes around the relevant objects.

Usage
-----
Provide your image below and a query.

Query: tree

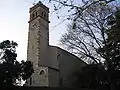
[0,40,34,89]
[59,0,120,90]
[60,1,117,63]
[99,8,120,90]
[69,64,100,89]
[69,63,109,89]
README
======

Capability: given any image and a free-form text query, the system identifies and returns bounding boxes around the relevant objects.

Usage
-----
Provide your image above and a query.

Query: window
[35,12,37,17]
[39,70,45,75]
[57,53,60,59]
[42,11,46,18]
[44,12,46,18]
[32,13,35,19]
[31,11,37,19]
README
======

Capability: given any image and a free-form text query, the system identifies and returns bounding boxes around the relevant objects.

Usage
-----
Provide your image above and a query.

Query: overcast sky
[0,0,68,61]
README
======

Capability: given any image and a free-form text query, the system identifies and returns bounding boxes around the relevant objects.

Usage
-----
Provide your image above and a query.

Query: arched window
[39,70,45,75]
[44,12,46,18]
[35,12,37,17]
[42,12,44,17]
[31,11,37,19]
[57,53,60,59]
[42,11,46,18]
[32,13,35,19]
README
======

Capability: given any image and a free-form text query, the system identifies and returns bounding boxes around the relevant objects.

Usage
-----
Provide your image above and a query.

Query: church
[27,1,86,87]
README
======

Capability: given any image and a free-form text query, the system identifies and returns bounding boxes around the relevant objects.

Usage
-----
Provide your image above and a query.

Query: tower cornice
[28,15,50,23]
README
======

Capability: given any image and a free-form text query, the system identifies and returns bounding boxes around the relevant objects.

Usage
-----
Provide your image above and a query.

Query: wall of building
[27,66,49,86]
[46,45,86,87]
[27,2,50,86]
[27,1,49,68]
[27,18,39,69]
[47,46,59,69]
[48,67,59,87]
[56,47,86,87]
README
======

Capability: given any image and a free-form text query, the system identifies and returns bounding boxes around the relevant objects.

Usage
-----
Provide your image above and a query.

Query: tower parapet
[29,1,49,23]
[30,1,49,13]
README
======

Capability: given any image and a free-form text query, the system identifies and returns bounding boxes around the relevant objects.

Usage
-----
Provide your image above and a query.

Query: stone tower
[27,1,50,86]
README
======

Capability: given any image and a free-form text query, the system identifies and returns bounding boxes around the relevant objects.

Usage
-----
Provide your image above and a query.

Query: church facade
[27,1,86,87]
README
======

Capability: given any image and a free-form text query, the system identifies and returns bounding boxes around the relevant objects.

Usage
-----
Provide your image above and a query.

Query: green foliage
[0,40,34,88]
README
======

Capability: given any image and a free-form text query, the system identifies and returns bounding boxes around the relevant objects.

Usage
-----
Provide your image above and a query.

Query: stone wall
[48,67,59,87]
[56,47,86,87]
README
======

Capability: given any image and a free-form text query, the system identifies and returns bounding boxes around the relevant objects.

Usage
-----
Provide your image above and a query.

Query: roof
[49,45,87,65]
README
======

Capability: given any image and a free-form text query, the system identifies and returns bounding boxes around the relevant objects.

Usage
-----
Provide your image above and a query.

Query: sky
[0,0,68,61]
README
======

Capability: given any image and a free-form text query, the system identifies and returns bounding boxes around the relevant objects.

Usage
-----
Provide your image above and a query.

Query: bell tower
[27,1,49,86]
